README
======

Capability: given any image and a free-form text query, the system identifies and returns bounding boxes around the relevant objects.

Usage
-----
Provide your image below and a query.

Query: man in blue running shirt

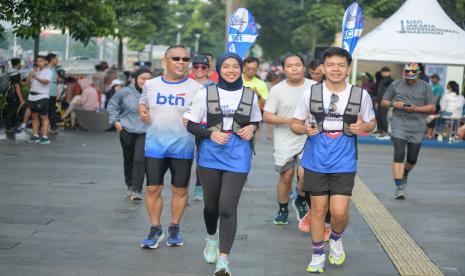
[291,47,376,273]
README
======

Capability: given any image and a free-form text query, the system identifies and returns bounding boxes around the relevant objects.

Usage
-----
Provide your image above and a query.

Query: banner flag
[342,1,364,55]
[227,8,259,58]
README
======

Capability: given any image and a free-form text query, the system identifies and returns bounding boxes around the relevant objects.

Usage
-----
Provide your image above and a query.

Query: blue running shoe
[166,226,183,246]
[140,226,164,249]
[292,195,308,221]
[273,208,289,225]
[28,135,40,144]
[39,136,50,145]
[194,186,203,201]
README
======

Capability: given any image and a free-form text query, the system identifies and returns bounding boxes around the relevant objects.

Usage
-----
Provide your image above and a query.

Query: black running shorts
[303,169,355,196]
[30,98,49,116]
[145,157,193,188]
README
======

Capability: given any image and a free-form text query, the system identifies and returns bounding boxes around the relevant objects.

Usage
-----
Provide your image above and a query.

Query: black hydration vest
[309,83,363,137]
[206,84,254,132]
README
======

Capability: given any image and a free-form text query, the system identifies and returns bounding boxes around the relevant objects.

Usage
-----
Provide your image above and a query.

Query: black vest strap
[206,84,254,133]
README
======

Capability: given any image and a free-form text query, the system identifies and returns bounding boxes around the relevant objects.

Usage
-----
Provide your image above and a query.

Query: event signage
[342,1,364,55]
[399,20,459,35]
[227,8,259,58]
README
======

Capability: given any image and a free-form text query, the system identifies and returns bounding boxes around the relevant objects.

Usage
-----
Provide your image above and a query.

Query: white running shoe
[306,253,325,273]
[203,237,219,264]
[328,238,346,266]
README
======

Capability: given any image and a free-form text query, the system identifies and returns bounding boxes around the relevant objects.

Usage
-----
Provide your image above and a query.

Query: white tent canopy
[353,0,465,65]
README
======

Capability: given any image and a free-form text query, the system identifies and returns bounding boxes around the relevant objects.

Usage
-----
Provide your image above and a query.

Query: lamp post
[176,24,183,45]
[194,33,201,55]
[65,29,70,60]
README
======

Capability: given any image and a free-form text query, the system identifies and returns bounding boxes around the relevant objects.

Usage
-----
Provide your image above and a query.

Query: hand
[403,104,417,112]
[19,99,25,105]
[115,122,123,133]
[139,107,151,123]
[210,131,231,145]
[182,118,188,127]
[305,124,319,136]
[349,114,364,135]
[458,125,465,138]
[392,101,405,109]
[236,125,255,140]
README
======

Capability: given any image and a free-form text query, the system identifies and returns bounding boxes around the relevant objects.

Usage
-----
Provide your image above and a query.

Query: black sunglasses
[168,56,190,62]
[329,94,339,113]
[404,70,417,73]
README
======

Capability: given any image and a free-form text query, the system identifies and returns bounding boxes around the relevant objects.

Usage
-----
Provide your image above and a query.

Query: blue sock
[312,241,325,255]
[394,179,403,187]
[329,229,343,241]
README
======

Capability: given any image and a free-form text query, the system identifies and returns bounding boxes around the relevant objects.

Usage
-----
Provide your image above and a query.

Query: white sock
[20,123,26,128]
[42,136,48,139]
[207,233,217,241]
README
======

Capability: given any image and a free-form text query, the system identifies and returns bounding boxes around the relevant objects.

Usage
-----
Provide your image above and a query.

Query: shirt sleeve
[258,81,269,100]
[107,90,123,125]
[183,88,207,123]
[424,84,435,105]
[360,90,376,123]
[250,93,263,122]
[263,86,277,113]
[139,84,148,106]
[294,90,310,120]
[45,69,53,82]
[383,81,395,101]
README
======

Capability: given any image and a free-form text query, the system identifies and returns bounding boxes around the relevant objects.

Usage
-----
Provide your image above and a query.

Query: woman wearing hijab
[107,68,153,201]
[184,52,262,276]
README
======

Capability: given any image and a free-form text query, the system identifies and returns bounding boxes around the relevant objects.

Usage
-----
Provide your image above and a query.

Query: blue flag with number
[342,1,363,55]
[227,8,259,58]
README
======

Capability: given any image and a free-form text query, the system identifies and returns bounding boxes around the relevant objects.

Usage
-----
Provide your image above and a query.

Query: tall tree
[1,0,115,58]
[111,0,167,70]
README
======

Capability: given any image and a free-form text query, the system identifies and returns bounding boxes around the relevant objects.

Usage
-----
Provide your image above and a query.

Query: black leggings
[392,137,421,164]
[119,130,146,192]
[197,166,247,254]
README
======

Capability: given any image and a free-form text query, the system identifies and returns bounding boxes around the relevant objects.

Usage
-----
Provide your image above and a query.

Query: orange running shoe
[324,224,331,242]
[298,210,311,232]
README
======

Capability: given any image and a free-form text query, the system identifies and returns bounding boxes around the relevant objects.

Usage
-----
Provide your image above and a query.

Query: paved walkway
[0,130,463,275]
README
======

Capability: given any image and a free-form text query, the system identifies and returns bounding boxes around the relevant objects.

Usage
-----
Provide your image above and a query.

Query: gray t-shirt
[383,80,435,132]
[264,78,316,166]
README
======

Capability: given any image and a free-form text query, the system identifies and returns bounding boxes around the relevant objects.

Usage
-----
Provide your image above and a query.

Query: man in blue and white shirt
[291,47,376,273]
[138,45,203,249]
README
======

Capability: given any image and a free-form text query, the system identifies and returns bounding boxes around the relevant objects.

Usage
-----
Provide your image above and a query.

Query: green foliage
[246,0,465,60]
[150,0,226,56]
[2,0,116,45]
[112,0,166,43]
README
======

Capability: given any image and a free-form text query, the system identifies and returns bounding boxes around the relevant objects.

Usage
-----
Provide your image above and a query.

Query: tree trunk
[117,36,123,71]
[33,35,40,60]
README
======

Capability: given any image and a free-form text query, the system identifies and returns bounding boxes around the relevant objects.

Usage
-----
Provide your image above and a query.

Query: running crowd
[4,44,464,275]
[101,44,462,275]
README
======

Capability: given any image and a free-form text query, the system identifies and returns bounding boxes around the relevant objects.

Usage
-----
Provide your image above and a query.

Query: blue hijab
[216,52,243,91]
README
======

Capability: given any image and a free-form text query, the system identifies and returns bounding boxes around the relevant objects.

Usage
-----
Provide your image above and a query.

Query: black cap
[381,66,390,72]
[192,55,209,66]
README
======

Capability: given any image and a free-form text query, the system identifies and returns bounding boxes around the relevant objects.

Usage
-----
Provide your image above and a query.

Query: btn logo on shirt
[156,93,186,106]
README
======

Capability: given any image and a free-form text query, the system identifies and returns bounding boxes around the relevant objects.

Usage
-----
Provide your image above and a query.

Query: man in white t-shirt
[291,47,376,273]
[264,55,316,228]
[138,45,203,249]
[26,55,53,144]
